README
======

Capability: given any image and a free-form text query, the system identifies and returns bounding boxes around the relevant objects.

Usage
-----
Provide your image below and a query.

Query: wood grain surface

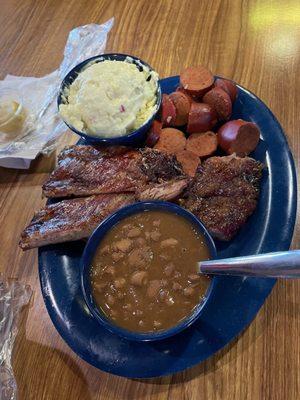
[0,0,300,399]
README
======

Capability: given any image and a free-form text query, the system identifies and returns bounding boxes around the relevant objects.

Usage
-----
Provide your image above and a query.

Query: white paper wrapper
[0,18,114,169]
[0,277,32,400]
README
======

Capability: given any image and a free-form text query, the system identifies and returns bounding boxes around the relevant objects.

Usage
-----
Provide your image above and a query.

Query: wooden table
[1,0,299,399]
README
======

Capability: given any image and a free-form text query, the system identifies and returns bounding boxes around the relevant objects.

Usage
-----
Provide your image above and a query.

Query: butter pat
[0,100,26,135]
[59,60,159,137]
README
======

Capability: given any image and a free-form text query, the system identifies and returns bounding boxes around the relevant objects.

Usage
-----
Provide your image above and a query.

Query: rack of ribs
[20,146,189,249]
[20,177,189,250]
[19,194,135,250]
[180,155,263,241]
[42,146,187,198]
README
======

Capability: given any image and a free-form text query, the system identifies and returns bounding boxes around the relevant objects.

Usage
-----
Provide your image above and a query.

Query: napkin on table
[0,18,114,169]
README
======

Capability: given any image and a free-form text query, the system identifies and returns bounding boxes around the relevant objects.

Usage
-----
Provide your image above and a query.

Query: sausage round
[146,120,162,147]
[187,103,218,134]
[169,91,191,126]
[180,66,214,97]
[161,94,177,126]
[154,128,186,154]
[217,119,260,156]
[186,131,218,157]
[215,78,238,102]
[203,87,232,120]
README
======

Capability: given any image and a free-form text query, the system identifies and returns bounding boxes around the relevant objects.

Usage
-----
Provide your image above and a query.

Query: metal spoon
[199,250,300,278]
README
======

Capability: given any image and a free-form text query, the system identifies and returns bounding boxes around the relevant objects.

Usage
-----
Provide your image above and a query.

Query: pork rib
[138,179,188,201]
[19,194,134,250]
[20,178,188,250]
[42,146,186,198]
[180,155,263,241]
[42,146,144,198]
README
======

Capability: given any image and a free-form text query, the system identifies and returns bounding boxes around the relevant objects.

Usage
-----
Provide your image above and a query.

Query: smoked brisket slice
[181,155,263,241]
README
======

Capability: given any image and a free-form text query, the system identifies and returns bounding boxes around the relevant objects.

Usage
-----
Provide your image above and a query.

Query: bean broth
[90,210,211,333]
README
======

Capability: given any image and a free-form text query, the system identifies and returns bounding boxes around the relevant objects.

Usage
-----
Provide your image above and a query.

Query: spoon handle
[199,250,300,278]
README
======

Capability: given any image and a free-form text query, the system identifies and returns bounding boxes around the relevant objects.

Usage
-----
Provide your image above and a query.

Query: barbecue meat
[20,178,188,250]
[138,179,188,201]
[20,148,263,249]
[19,194,134,250]
[43,146,143,198]
[181,155,263,241]
[42,146,186,198]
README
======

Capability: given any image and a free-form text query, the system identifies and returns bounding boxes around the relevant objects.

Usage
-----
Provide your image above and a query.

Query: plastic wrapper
[0,18,114,169]
[0,277,32,400]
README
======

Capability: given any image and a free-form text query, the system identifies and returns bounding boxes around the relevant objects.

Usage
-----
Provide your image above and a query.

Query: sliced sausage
[187,102,218,134]
[154,128,186,154]
[215,78,238,102]
[176,86,195,103]
[180,66,214,97]
[186,131,218,158]
[169,91,191,126]
[175,149,200,177]
[161,94,177,126]
[146,120,162,147]
[203,87,232,120]
[217,119,260,156]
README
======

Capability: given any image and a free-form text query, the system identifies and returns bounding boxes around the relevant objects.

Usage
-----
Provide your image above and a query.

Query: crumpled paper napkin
[0,18,114,169]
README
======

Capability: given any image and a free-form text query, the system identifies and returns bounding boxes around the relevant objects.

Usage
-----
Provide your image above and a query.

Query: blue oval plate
[39,76,297,378]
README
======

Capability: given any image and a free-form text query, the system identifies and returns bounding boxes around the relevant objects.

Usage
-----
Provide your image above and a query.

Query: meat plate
[38,76,297,378]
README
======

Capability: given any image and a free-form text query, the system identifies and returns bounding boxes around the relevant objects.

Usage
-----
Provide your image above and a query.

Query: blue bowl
[58,53,162,146]
[81,201,217,342]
